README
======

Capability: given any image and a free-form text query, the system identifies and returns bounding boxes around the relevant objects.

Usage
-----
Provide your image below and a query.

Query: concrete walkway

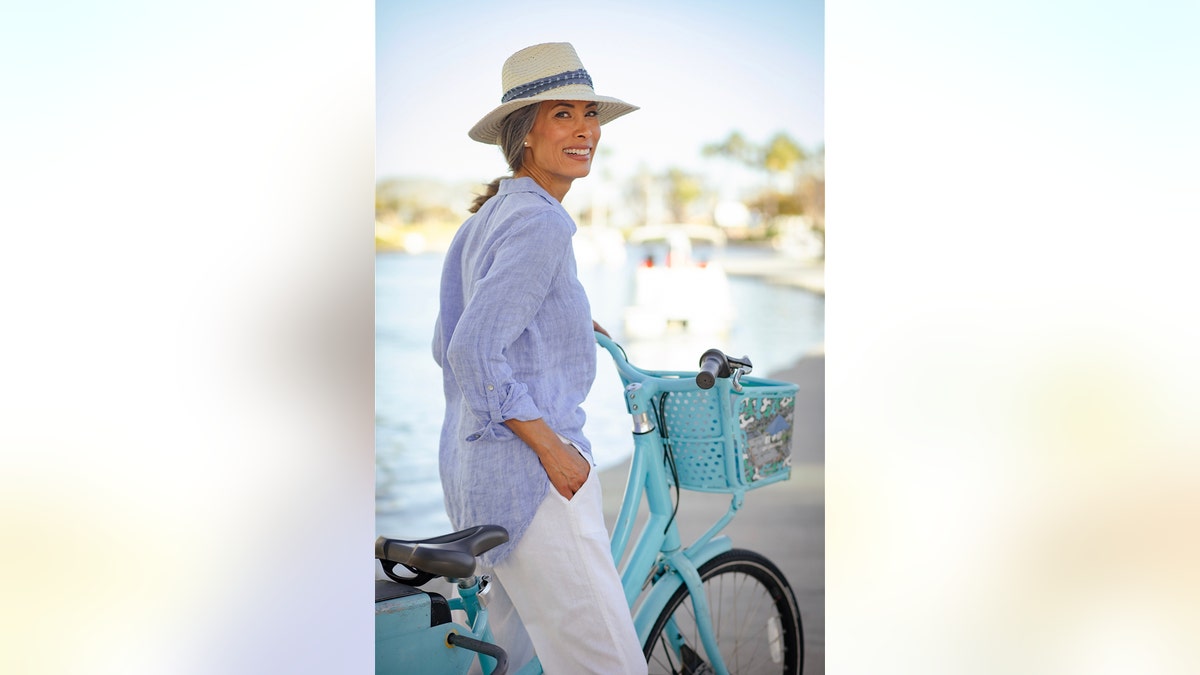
[598,352,825,674]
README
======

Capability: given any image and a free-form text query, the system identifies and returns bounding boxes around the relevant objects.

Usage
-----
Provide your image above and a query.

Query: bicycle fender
[631,535,733,644]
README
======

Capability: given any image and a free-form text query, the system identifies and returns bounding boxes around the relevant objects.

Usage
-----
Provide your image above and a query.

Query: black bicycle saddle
[375,525,509,585]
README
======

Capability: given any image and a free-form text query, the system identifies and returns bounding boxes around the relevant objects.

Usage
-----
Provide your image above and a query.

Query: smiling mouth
[563,148,591,157]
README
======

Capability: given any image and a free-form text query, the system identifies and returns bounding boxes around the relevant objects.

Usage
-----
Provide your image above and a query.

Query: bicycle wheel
[643,549,803,675]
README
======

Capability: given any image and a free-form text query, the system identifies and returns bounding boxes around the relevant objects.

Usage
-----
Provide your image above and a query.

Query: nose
[575,117,597,139]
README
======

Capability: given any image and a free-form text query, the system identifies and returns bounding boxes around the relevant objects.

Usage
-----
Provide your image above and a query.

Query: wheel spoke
[643,550,803,674]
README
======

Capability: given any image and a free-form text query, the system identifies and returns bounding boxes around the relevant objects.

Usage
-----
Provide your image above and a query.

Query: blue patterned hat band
[501,69,594,103]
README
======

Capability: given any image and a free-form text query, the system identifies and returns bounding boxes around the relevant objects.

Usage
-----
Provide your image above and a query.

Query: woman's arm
[504,417,591,499]
[444,211,571,441]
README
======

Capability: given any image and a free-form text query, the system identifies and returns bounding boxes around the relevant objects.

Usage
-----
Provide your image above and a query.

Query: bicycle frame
[597,332,752,675]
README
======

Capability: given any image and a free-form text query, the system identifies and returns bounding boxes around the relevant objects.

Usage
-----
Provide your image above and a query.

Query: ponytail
[468,178,504,214]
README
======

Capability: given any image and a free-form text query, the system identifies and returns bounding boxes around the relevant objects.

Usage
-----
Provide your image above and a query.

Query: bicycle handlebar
[696,349,731,389]
[594,332,753,391]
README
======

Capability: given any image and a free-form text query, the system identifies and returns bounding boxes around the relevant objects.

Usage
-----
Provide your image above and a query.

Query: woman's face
[520,100,601,195]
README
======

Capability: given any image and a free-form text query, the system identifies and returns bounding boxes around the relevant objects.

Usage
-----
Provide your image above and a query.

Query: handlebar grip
[696,349,728,390]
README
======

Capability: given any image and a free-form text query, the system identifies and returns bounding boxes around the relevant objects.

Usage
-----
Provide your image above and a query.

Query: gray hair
[469,104,539,213]
[498,103,538,172]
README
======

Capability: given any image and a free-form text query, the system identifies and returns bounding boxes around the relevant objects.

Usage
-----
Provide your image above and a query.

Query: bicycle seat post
[458,574,493,599]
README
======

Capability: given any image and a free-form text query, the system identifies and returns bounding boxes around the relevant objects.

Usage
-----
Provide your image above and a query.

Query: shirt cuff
[464,381,542,442]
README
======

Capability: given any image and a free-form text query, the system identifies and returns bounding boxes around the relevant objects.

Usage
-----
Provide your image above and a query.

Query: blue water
[375,245,823,539]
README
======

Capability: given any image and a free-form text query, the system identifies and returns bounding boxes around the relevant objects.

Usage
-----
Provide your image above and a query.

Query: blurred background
[374,0,827,538]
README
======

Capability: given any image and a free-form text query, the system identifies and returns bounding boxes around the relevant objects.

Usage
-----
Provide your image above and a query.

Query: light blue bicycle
[376,333,804,674]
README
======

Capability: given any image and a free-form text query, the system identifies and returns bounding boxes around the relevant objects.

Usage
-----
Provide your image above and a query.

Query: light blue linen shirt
[432,177,596,565]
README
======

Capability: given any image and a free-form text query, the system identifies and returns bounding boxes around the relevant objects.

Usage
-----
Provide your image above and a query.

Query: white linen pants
[486,462,647,674]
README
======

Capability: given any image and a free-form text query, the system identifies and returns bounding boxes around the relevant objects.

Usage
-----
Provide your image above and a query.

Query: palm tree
[701,130,759,166]
[764,132,807,181]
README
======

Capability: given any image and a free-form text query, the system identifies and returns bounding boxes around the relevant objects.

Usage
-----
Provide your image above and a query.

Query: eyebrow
[551,102,599,110]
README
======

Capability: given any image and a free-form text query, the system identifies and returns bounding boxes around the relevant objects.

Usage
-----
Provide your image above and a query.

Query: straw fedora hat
[469,42,639,145]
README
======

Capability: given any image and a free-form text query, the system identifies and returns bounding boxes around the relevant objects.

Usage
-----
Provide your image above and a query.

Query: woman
[432,43,646,673]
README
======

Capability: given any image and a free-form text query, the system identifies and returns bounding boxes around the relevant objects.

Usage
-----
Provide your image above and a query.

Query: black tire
[643,549,803,674]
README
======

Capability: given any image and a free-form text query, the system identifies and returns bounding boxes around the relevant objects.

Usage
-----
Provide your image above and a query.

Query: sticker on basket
[738,395,795,483]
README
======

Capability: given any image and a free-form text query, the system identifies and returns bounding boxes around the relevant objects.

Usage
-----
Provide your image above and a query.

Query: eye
[585,109,598,117]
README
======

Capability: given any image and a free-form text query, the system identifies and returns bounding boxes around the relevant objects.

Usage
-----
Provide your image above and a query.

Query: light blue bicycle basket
[656,377,798,492]
[598,334,798,493]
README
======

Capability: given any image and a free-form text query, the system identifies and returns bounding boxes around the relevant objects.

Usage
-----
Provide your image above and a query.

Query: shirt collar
[498,176,555,202]
[494,177,574,232]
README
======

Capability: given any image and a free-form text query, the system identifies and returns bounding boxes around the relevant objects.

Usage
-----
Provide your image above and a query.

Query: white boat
[623,224,734,339]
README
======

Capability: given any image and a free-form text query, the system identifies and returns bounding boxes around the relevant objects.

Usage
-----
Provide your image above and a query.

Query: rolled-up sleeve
[444,208,572,442]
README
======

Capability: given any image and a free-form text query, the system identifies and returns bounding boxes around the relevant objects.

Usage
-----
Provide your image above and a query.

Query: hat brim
[468,86,639,145]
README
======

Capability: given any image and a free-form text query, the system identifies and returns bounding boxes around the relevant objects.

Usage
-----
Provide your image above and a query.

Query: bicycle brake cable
[655,391,681,535]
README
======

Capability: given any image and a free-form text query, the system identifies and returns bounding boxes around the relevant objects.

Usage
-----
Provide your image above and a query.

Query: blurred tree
[759,132,806,223]
[663,168,705,223]
[701,131,822,241]
[701,130,760,166]
[376,178,462,227]
[797,144,824,241]
[749,190,804,216]
[376,179,403,224]
[764,132,807,175]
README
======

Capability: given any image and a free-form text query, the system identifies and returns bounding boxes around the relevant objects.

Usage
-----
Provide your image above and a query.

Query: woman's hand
[539,441,591,499]
[504,417,592,499]
[592,319,610,338]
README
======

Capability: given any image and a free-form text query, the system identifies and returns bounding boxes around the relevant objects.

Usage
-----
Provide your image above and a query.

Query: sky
[375,0,823,185]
